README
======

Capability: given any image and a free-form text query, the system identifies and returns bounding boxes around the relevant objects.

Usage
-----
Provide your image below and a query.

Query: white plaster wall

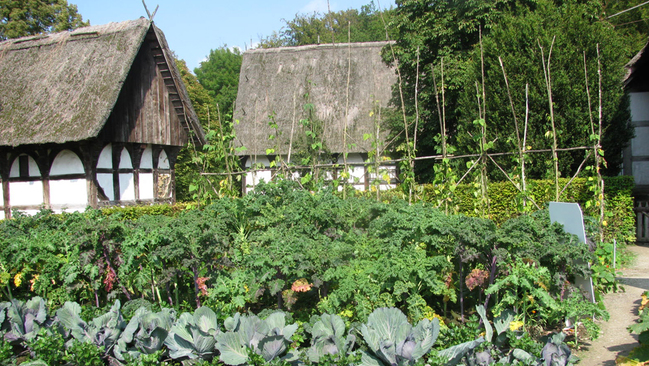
[633,161,649,185]
[50,179,87,212]
[0,211,4,220]
[51,150,84,175]
[120,174,136,201]
[50,150,87,212]
[141,146,153,169]
[97,144,112,169]
[139,173,154,200]
[9,181,43,206]
[9,155,40,177]
[97,173,115,201]
[244,156,274,193]
[632,126,649,156]
[630,92,649,121]
[158,150,170,169]
[245,170,273,193]
[119,148,133,169]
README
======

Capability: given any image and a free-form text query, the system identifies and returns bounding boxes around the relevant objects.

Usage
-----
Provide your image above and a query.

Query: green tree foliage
[387,0,639,181]
[174,59,216,201]
[175,59,241,202]
[0,0,88,41]
[194,46,242,120]
[259,1,394,47]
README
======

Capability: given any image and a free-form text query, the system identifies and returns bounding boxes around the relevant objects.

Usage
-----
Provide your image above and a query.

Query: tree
[0,0,88,41]
[193,46,242,120]
[258,1,394,47]
[387,0,638,181]
[175,59,241,201]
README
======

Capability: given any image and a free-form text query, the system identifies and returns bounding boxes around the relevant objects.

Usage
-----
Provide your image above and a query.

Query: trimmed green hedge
[418,176,635,243]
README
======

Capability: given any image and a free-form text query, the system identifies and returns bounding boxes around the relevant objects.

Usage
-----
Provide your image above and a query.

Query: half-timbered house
[0,18,205,218]
[232,41,398,194]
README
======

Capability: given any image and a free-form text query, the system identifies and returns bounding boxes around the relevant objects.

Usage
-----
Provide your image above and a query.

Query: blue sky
[72,0,396,73]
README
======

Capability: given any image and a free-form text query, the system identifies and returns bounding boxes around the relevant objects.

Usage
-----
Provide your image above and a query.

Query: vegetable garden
[0,178,636,365]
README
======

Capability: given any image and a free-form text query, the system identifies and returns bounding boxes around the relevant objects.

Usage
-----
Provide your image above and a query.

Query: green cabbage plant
[113,306,176,361]
[164,306,220,361]
[0,297,52,344]
[215,312,298,365]
[55,300,126,353]
[359,307,440,366]
[307,313,356,363]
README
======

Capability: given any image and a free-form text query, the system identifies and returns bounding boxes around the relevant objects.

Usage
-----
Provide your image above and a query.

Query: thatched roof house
[623,40,649,198]
[0,18,205,218]
[233,41,398,192]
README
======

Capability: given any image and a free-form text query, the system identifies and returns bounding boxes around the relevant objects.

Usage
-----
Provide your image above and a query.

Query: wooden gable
[99,27,189,146]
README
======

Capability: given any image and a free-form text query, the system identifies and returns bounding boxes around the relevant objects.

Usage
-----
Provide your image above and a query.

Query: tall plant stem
[539,37,559,201]
[499,57,526,207]
[343,21,352,198]
[596,45,605,241]
[414,46,420,153]
[377,0,414,202]
[478,28,489,218]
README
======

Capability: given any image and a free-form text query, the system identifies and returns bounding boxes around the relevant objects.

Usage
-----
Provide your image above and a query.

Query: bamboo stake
[343,21,352,197]
[597,45,605,242]
[479,28,489,217]
[376,0,414,202]
[498,57,526,208]
[414,46,420,153]
[539,37,559,201]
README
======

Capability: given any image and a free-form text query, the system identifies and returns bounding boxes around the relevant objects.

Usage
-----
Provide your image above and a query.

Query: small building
[624,41,649,199]
[0,18,205,219]
[232,41,398,194]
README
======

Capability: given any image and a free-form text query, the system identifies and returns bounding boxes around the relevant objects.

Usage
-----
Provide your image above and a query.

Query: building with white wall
[624,41,649,198]
[0,18,205,218]
[232,42,398,194]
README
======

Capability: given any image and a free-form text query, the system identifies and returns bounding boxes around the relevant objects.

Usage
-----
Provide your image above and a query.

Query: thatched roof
[233,41,397,156]
[625,39,649,90]
[0,18,204,147]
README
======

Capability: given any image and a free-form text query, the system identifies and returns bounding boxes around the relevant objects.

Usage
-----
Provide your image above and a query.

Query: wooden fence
[636,200,649,244]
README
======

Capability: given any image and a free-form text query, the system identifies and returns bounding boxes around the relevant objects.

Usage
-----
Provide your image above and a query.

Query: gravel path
[577,244,649,365]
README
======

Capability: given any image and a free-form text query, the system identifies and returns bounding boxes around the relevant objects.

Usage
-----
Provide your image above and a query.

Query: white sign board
[548,202,596,303]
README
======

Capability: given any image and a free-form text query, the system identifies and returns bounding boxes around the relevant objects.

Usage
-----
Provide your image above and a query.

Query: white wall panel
[51,150,84,175]
[633,161,649,185]
[119,174,135,201]
[158,150,170,169]
[632,126,649,156]
[97,144,113,169]
[141,146,153,169]
[630,92,649,121]
[9,181,43,206]
[97,173,115,201]
[119,149,133,169]
[139,173,154,200]
[50,179,87,212]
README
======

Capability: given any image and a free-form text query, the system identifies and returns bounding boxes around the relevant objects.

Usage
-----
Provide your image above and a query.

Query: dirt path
[577,244,649,365]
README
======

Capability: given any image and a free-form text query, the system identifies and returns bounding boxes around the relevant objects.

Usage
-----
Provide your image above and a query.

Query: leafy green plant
[306,313,356,363]
[114,306,176,361]
[0,297,52,345]
[26,329,66,365]
[359,307,439,366]
[55,300,125,354]
[215,312,298,365]
[164,306,220,361]
[629,291,649,346]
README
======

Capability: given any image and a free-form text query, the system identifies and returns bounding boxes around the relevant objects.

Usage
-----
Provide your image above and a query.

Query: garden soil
[577,244,649,365]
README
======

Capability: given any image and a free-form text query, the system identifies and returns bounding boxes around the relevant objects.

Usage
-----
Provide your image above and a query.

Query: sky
[72,0,396,73]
